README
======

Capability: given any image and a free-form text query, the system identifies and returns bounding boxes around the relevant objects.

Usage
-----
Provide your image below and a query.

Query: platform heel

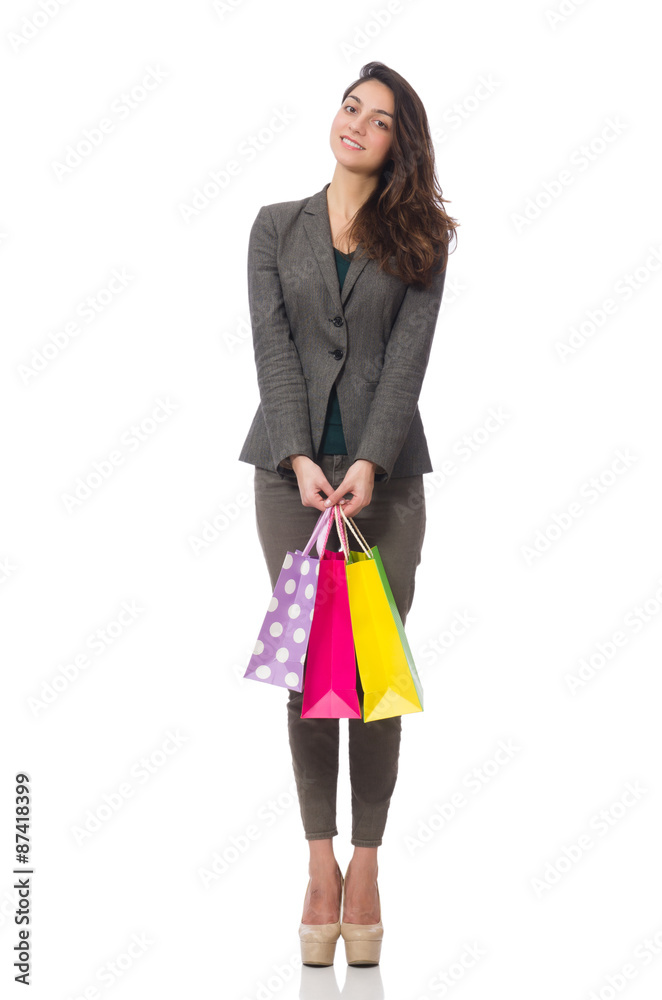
[340,882,383,966]
[298,874,343,966]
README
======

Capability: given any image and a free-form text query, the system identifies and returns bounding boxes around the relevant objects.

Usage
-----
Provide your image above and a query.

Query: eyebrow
[345,93,393,119]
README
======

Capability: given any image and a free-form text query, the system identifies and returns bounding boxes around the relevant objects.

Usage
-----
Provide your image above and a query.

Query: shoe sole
[341,922,383,966]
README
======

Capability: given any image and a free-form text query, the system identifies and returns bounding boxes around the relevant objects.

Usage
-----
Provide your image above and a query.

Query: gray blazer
[238,181,447,484]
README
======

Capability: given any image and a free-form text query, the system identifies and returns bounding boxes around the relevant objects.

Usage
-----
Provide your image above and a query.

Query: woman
[238,61,458,966]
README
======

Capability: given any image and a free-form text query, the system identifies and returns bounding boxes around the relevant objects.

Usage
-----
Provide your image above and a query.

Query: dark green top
[319,247,354,454]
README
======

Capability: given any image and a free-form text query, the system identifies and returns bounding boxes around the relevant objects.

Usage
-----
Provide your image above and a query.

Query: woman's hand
[290,455,336,512]
[322,460,376,519]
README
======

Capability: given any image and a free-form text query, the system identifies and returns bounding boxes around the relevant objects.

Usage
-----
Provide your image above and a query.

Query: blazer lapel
[303,183,371,309]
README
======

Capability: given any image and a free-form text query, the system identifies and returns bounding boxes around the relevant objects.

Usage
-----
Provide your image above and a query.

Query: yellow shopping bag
[337,507,424,723]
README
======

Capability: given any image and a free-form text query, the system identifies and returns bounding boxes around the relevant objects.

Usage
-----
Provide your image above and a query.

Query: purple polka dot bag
[243,506,335,691]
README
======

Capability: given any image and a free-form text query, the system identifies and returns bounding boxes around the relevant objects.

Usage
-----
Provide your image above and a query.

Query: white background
[2,0,661,997]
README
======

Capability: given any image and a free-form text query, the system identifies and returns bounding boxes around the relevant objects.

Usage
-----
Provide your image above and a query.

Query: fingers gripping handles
[300,504,373,561]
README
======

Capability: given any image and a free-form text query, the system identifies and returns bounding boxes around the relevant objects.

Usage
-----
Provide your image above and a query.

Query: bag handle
[333,504,351,562]
[301,506,334,558]
[338,505,373,558]
[318,505,337,557]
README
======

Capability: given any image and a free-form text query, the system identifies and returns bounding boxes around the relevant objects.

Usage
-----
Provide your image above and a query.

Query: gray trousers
[254,453,426,847]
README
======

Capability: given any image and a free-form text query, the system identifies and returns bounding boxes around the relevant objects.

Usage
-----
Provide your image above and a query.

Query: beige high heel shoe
[298,872,344,966]
[341,880,383,966]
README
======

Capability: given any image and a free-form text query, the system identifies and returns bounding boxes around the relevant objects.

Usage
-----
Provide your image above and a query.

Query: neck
[326,166,380,220]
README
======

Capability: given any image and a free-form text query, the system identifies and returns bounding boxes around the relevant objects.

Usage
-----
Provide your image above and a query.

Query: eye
[342,105,389,129]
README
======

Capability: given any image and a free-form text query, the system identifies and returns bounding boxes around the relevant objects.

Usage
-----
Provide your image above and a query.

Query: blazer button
[332,316,344,327]
[331,349,344,360]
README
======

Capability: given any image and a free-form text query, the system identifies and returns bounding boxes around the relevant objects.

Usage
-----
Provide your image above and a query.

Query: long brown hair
[338,61,458,290]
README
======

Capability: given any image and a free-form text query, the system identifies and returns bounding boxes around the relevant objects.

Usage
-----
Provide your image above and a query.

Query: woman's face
[329,79,395,177]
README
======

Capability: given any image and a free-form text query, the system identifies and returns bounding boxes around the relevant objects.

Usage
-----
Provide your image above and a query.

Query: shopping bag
[338,506,424,722]
[243,506,335,691]
[300,505,362,719]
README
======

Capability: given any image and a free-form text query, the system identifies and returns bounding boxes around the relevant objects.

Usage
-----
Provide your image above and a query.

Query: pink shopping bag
[300,505,362,719]
[243,506,335,692]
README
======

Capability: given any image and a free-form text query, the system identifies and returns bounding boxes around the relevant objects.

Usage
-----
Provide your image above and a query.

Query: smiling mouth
[341,135,365,150]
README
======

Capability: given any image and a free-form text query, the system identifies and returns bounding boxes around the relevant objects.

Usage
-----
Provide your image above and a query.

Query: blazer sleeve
[354,262,447,481]
[247,205,315,473]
